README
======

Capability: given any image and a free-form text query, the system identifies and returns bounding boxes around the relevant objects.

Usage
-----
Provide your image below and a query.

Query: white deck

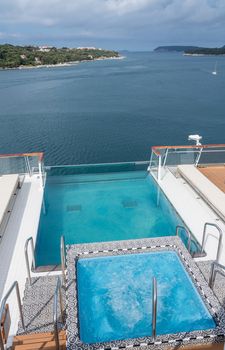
[0,175,44,341]
[155,167,225,263]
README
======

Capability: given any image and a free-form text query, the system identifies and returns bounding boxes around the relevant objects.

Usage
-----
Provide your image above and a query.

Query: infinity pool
[77,251,215,344]
[35,164,200,266]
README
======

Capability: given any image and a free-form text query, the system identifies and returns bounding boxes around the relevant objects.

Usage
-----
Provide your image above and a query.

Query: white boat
[212,61,218,75]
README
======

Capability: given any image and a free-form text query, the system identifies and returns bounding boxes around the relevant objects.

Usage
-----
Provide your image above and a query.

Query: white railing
[148,144,225,181]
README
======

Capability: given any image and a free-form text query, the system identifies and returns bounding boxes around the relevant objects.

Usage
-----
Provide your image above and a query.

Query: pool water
[77,251,216,344]
[35,167,199,266]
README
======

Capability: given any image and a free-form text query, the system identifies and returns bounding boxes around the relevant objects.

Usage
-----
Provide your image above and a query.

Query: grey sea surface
[0,52,224,165]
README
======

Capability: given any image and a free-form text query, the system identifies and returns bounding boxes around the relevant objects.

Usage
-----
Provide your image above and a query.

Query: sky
[0,0,225,50]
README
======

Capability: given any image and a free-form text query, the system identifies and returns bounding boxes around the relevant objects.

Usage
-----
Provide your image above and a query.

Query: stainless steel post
[53,277,64,350]
[24,237,36,286]
[157,155,162,182]
[152,277,157,341]
[201,223,223,262]
[60,235,66,285]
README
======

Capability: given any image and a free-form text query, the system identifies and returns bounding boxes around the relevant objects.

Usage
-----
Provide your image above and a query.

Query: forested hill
[154,46,199,52]
[154,45,225,55]
[0,44,119,68]
[184,45,225,55]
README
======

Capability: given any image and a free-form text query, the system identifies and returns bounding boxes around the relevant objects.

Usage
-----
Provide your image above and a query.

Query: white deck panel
[154,168,225,264]
[0,174,19,225]
[178,164,225,222]
[0,175,43,341]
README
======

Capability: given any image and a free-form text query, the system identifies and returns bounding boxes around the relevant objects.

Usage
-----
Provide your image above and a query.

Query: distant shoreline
[184,53,225,57]
[0,55,125,71]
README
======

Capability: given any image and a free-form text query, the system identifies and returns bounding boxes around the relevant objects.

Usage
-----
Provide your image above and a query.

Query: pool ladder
[176,225,192,253]
[176,222,222,260]
[22,235,67,349]
[24,235,67,286]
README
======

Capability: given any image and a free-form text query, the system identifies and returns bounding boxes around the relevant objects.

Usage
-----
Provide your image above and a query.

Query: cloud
[0,0,225,49]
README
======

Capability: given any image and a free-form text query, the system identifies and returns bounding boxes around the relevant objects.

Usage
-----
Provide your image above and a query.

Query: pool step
[17,276,66,335]
[13,330,66,350]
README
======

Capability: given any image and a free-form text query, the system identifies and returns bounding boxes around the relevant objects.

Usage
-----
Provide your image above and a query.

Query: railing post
[147,152,153,172]
[162,149,169,167]
[152,277,157,341]
[0,281,25,350]
[53,277,64,350]
[24,156,32,177]
[195,147,203,166]
[209,262,216,288]
[208,261,225,290]
[38,160,44,188]
[15,282,25,329]
[157,155,162,182]
[24,237,36,286]
[60,236,66,285]
[201,223,223,262]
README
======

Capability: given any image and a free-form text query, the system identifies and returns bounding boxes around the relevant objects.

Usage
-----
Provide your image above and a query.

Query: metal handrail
[53,277,64,350]
[152,277,157,341]
[176,225,192,253]
[150,144,225,181]
[201,223,223,262]
[24,237,36,286]
[152,144,225,156]
[60,235,66,285]
[209,261,225,289]
[0,281,25,350]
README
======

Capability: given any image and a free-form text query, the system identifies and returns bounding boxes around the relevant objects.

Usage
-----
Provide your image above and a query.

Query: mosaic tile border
[66,237,225,350]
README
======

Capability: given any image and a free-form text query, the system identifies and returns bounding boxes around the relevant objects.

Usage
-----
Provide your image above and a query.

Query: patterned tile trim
[66,237,225,350]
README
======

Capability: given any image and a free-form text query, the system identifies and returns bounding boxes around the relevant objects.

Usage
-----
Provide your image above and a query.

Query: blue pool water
[35,166,200,266]
[77,251,216,344]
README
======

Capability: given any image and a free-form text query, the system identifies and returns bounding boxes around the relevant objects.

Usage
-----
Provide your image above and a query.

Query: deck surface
[17,275,66,335]
[198,165,225,193]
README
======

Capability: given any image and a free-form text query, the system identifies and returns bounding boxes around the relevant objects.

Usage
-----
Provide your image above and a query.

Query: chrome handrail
[152,277,157,341]
[176,225,191,253]
[0,281,25,350]
[201,223,223,262]
[60,235,66,285]
[209,261,225,289]
[53,277,64,350]
[24,237,36,286]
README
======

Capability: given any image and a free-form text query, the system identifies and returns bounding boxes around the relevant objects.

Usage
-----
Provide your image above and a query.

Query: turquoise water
[35,167,200,266]
[0,52,225,165]
[77,251,215,344]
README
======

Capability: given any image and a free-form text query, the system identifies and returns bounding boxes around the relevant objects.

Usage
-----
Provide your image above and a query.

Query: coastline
[0,55,125,71]
[183,53,225,56]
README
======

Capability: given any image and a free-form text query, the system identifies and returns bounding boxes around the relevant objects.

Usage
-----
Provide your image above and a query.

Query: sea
[0,51,225,165]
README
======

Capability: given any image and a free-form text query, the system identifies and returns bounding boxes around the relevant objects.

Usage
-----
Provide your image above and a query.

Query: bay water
[0,52,224,165]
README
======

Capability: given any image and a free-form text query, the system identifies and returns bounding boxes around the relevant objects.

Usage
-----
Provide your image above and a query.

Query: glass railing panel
[0,154,42,176]
[163,149,197,167]
[46,161,149,176]
[0,156,27,175]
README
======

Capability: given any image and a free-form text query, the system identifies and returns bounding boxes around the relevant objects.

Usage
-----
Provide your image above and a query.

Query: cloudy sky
[0,0,225,50]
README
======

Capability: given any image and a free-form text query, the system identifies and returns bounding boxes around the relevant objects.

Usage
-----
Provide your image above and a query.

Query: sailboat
[212,62,217,75]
